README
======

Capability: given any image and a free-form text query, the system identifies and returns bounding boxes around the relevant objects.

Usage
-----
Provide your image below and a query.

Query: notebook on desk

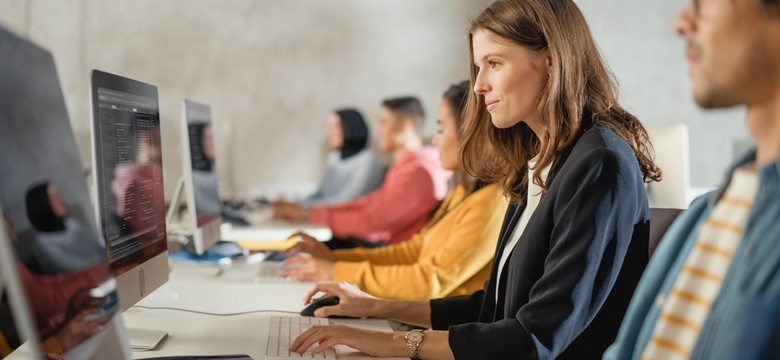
[220,222,332,251]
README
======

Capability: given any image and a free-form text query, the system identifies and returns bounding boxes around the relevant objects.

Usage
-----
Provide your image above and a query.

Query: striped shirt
[640,167,759,360]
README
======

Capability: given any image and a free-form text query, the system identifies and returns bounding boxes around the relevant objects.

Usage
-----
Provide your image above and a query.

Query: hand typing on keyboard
[255,260,303,282]
[266,316,336,359]
[288,322,405,358]
[280,253,335,282]
[282,232,337,262]
[284,282,428,358]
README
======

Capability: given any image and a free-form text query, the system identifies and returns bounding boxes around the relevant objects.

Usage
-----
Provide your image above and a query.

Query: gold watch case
[405,329,424,360]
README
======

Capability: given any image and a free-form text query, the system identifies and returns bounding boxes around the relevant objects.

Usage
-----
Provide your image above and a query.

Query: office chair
[649,207,684,258]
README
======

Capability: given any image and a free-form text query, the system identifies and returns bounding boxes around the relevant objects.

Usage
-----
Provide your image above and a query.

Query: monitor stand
[118,263,177,351]
[165,176,187,228]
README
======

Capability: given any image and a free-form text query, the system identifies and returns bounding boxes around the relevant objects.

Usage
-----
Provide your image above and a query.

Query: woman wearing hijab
[284,108,385,209]
[25,182,105,274]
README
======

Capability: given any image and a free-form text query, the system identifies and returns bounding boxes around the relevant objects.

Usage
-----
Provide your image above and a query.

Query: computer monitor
[165,100,222,255]
[646,124,691,209]
[89,70,169,313]
[0,26,130,359]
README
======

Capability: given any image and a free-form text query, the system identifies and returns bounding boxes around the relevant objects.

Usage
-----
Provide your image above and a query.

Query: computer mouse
[300,296,341,317]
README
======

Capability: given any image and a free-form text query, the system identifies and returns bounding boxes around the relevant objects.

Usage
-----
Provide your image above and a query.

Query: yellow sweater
[332,183,508,300]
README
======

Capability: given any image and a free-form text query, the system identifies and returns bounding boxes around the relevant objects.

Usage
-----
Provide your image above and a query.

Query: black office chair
[649,208,684,258]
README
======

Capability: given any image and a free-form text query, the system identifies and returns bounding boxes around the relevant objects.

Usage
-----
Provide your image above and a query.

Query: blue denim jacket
[604,149,780,360]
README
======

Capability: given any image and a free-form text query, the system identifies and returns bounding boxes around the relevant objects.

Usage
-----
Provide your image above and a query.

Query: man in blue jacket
[605,0,780,359]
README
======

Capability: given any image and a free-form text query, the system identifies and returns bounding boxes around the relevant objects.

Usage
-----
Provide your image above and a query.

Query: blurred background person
[24,182,105,274]
[275,96,451,249]
[275,108,385,212]
[109,125,167,266]
[190,123,222,214]
[281,81,508,300]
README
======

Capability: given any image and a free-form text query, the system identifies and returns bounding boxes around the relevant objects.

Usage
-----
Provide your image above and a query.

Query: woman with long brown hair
[289,1,660,358]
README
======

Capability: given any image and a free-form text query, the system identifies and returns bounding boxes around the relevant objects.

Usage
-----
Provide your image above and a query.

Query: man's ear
[398,117,414,132]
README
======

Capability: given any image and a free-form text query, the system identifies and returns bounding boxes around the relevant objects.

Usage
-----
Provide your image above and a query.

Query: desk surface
[127,261,403,360]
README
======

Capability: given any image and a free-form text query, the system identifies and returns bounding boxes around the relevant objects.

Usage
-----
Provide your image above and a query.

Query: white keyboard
[258,261,282,277]
[255,261,289,282]
[266,316,336,359]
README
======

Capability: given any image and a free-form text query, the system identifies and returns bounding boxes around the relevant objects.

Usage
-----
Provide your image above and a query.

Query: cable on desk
[131,305,299,317]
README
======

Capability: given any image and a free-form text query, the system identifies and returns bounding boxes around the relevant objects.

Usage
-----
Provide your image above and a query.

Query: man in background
[275,96,451,248]
[605,0,780,358]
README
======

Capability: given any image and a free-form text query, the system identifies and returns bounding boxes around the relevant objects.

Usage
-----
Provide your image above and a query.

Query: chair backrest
[645,125,691,209]
[649,208,683,258]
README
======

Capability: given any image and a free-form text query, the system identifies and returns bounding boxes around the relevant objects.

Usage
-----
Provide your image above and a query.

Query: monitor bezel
[178,99,222,255]
[89,69,169,312]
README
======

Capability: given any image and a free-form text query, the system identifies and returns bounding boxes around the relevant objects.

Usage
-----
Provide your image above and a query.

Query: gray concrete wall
[0,0,749,201]
[576,1,749,189]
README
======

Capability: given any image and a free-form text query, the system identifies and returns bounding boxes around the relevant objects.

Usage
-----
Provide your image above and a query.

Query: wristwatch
[405,329,424,360]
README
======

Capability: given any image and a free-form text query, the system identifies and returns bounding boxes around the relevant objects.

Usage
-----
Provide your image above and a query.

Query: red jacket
[309,146,451,244]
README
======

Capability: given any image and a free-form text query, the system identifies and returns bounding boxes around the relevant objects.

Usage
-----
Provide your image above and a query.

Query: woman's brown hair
[424,80,484,229]
[459,0,661,202]
[443,80,484,196]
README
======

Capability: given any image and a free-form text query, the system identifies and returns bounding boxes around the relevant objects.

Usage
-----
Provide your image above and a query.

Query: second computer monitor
[90,70,169,311]
[171,99,222,255]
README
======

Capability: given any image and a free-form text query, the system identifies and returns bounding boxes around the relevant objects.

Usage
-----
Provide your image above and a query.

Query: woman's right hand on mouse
[303,281,381,318]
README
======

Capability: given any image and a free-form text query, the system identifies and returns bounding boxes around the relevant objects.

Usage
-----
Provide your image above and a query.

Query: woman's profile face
[327,113,343,150]
[432,99,460,171]
[472,29,550,133]
[377,107,403,152]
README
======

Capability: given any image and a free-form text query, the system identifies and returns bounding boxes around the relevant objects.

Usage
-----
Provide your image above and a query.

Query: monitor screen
[90,70,168,311]
[185,100,223,220]
[0,26,129,359]
[171,99,222,255]
[185,100,222,216]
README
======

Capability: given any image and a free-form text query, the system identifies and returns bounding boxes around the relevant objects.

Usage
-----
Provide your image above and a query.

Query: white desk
[126,261,403,360]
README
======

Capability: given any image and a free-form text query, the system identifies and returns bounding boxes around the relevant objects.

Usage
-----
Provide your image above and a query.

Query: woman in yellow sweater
[281,81,509,300]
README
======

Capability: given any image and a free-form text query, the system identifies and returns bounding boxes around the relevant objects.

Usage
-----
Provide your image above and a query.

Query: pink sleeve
[309,164,438,242]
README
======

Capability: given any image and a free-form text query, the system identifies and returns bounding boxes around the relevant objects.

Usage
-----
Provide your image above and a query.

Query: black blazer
[430,127,650,359]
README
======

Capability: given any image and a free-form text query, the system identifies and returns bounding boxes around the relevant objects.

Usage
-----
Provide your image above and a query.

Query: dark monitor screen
[184,100,222,217]
[0,26,126,358]
[90,70,168,314]
[91,72,167,275]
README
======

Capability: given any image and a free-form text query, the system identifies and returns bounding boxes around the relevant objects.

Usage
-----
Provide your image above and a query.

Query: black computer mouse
[300,296,341,317]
